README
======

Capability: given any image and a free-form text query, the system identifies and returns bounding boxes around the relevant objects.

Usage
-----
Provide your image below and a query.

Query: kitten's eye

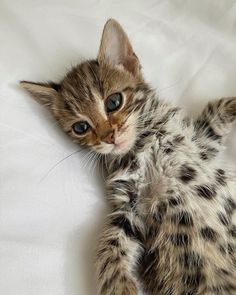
[106,93,123,113]
[73,121,90,135]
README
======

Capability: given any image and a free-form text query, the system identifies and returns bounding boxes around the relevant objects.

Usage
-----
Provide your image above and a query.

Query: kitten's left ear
[20,81,59,107]
[98,19,140,76]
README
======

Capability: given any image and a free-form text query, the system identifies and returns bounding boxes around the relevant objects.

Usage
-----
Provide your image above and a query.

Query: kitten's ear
[20,81,59,107]
[98,19,140,76]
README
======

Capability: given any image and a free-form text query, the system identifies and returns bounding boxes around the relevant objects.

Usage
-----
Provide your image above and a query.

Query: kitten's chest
[138,132,198,184]
[136,132,217,206]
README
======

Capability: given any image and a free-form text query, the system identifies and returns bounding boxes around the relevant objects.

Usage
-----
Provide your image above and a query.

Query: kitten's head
[21,19,146,155]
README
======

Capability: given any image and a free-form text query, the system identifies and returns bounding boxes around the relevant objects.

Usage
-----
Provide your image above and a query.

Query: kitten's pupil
[73,121,90,135]
[106,93,123,112]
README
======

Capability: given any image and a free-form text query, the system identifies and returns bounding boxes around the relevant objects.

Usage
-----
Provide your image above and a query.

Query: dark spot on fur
[182,271,203,288]
[200,152,208,160]
[179,251,203,268]
[207,146,218,156]
[227,243,235,255]
[141,248,159,283]
[141,131,154,139]
[147,225,160,239]
[128,191,138,209]
[217,268,231,276]
[135,139,147,150]
[146,249,159,264]
[220,243,235,255]
[163,147,174,154]
[179,165,197,183]
[156,128,167,137]
[171,211,193,227]
[168,196,182,207]
[170,233,191,246]
[111,179,138,208]
[192,135,198,142]
[109,239,119,247]
[195,185,216,199]
[205,124,221,140]
[166,288,174,295]
[143,119,153,127]
[111,153,139,172]
[225,198,236,215]
[111,215,136,239]
[173,135,185,143]
[194,119,221,141]
[120,250,126,256]
[215,169,226,186]
[200,226,218,242]
[154,202,167,223]
[112,179,130,188]
[200,146,218,161]
[229,225,236,238]
[218,212,230,226]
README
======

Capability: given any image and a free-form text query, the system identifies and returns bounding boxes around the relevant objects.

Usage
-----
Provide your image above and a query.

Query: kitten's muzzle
[102,130,115,144]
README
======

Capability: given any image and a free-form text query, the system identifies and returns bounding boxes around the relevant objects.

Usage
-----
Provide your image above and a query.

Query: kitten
[20,19,236,295]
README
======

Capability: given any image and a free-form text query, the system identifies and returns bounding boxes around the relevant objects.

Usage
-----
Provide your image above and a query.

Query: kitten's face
[54,61,140,155]
[20,19,143,156]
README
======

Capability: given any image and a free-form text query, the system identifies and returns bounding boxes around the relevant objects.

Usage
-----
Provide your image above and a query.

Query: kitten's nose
[103,130,115,144]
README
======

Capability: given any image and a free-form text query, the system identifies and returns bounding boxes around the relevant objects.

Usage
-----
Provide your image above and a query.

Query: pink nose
[103,131,115,144]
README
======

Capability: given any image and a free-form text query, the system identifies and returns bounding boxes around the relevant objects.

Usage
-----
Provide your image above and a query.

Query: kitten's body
[98,90,236,295]
[104,96,236,295]
[21,20,236,294]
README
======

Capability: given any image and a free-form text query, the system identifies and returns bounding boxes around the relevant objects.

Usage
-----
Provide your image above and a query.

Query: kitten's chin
[111,128,137,155]
[112,139,135,155]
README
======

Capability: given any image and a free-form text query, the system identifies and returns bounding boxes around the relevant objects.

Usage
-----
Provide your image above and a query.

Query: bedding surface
[1,1,236,294]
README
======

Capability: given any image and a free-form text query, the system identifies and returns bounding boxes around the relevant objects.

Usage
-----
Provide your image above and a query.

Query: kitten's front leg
[195,97,236,141]
[95,210,143,295]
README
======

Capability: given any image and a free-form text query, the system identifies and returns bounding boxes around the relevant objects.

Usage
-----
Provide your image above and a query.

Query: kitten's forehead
[59,60,137,126]
[61,60,136,104]
[61,60,100,104]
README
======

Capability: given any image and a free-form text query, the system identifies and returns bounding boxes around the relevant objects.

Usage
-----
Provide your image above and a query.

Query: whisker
[39,148,83,183]
[157,79,182,95]
[81,150,95,170]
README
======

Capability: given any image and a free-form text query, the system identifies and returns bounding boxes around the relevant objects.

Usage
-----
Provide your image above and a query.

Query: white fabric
[1,1,236,294]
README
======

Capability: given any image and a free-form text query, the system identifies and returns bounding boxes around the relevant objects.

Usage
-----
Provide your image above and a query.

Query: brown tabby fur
[20,19,236,295]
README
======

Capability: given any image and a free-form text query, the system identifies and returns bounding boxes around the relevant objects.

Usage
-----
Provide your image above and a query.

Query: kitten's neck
[133,85,180,138]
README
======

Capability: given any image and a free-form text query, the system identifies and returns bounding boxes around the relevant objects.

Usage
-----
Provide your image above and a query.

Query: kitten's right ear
[20,81,59,107]
[98,19,140,76]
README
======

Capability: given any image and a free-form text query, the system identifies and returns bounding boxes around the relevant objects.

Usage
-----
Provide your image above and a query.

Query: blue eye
[106,93,123,113]
[73,121,90,135]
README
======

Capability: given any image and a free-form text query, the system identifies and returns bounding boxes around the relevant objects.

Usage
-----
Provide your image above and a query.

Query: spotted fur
[20,19,236,295]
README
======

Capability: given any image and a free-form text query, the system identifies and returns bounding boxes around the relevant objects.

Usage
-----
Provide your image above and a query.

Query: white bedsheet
[1,1,236,294]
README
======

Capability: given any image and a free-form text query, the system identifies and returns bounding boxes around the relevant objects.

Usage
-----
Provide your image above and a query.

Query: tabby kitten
[21,19,236,295]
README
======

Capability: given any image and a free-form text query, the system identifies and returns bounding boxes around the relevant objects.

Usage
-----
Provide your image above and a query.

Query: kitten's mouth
[111,127,135,155]
[98,124,136,155]
[114,139,127,150]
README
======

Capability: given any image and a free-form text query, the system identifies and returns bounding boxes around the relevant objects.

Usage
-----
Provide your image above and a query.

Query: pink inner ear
[98,19,140,76]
